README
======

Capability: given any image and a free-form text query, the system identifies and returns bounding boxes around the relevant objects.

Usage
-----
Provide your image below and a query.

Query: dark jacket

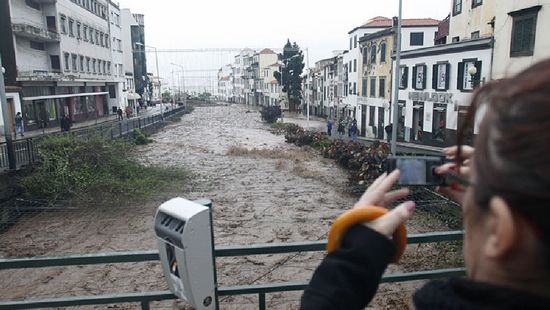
[300,225,550,310]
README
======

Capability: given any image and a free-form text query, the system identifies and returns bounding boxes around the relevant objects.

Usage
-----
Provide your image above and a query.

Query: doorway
[360,105,367,137]
[412,101,424,142]
[377,107,385,139]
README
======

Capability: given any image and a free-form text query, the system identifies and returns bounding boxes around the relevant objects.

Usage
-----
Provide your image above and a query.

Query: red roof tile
[361,16,440,28]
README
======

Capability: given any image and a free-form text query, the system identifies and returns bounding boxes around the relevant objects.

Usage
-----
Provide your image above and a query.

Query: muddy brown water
[0,104,461,309]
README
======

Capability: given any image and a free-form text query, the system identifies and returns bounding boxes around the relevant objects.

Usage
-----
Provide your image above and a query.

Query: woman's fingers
[381,188,410,206]
[365,201,416,238]
[443,145,474,160]
[356,171,401,208]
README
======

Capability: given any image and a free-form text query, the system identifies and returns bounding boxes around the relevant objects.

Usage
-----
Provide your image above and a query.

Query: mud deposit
[0,104,462,309]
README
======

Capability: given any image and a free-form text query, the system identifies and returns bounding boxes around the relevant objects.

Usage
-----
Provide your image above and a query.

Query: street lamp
[390,0,403,155]
[136,42,162,118]
[170,63,185,106]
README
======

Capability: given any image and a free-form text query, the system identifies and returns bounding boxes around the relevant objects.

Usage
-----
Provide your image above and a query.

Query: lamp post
[136,43,162,118]
[390,0,403,155]
[171,63,185,106]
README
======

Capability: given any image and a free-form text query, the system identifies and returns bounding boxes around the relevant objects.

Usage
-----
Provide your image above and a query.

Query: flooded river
[0,104,461,309]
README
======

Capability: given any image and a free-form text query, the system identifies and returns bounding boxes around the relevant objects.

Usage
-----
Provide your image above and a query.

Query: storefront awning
[127,93,141,100]
[22,92,109,101]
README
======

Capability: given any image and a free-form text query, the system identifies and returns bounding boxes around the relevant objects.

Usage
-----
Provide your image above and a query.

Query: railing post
[259,293,266,310]
[26,139,33,164]
[140,301,150,310]
[119,122,122,138]
[5,139,16,170]
[138,118,141,129]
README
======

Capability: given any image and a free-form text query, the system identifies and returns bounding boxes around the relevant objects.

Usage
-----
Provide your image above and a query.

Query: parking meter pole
[196,199,219,310]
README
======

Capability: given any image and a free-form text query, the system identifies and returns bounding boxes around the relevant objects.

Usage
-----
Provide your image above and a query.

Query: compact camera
[386,156,446,186]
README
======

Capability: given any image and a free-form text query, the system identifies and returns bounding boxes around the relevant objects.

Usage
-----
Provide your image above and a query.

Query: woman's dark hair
[457,59,550,260]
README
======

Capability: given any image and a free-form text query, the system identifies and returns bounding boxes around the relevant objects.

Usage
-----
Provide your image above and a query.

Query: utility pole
[391,0,403,155]
[0,55,16,169]
[306,48,310,127]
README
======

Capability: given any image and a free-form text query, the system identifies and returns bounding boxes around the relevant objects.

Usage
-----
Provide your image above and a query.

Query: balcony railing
[12,23,60,42]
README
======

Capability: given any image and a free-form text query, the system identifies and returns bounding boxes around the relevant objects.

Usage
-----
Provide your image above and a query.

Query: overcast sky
[118,0,451,91]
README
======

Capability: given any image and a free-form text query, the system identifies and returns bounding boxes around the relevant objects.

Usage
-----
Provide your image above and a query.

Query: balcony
[12,23,60,42]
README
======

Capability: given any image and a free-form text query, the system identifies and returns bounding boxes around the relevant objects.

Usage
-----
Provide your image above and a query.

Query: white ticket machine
[154,198,216,309]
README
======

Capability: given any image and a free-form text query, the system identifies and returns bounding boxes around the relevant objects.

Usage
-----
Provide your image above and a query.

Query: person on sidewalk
[337,120,345,139]
[384,123,393,143]
[14,112,24,137]
[117,107,123,121]
[350,121,358,141]
[60,115,71,132]
[327,119,333,137]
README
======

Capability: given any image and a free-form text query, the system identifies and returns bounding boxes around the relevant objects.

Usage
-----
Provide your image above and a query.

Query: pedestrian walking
[117,107,123,121]
[14,112,24,137]
[384,123,393,143]
[337,120,345,139]
[60,115,72,132]
[351,122,358,141]
[327,119,333,136]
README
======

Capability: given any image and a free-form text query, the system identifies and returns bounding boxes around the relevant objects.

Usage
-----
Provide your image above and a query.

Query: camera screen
[396,158,427,185]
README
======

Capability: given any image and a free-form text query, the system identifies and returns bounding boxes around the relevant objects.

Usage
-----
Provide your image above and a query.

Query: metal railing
[0,200,465,309]
[0,106,188,172]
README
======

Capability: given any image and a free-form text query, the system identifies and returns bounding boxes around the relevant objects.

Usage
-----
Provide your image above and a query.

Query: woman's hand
[435,145,475,203]
[354,170,416,238]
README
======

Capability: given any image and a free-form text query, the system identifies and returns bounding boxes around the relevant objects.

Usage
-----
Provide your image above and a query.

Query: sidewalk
[0,104,167,143]
[282,112,444,155]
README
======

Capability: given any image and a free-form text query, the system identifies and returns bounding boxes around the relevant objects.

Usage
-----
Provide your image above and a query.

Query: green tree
[162,91,172,103]
[274,40,305,112]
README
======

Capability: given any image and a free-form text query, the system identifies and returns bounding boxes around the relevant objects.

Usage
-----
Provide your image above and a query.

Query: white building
[217,64,234,102]
[257,48,278,107]
[344,17,439,132]
[491,0,550,79]
[233,49,255,104]
[1,0,120,132]
[107,0,125,113]
[120,8,139,109]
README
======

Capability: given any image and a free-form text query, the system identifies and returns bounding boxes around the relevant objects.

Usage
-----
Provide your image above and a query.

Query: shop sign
[408,91,455,104]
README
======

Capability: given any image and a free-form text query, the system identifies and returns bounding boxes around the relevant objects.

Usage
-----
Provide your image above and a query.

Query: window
[353,59,357,72]
[362,78,368,97]
[79,55,84,72]
[107,61,111,74]
[453,0,462,16]
[472,0,482,8]
[103,61,107,74]
[413,64,427,90]
[432,63,450,91]
[452,36,460,43]
[380,43,387,63]
[86,57,90,72]
[100,32,104,46]
[457,60,482,91]
[362,47,369,65]
[63,53,70,71]
[370,45,376,64]
[71,54,78,72]
[25,0,40,10]
[379,77,386,98]
[349,61,352,72]
[353,82,357,95]
[50,56,60,70]
[370,78,376,97]
[105,35,109,48]
[109,85,116,98]
[30,41,45,50]
[471,31,480,39]
[95,30,99,45]
[354,35,357,48]
[92,59,96,73]
[76,22,81,39]
[399,66,409,89]
[350,37,353,50]
[68,19,74,37]
[89,28,94,44]
[410,32,424,46]
[60,15,67,34]
[83,25,88,41]
[509,6,541,57]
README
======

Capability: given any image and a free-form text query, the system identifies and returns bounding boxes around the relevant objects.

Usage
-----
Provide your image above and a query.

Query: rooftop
[349,16,440,33]
[260,48,276,55]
